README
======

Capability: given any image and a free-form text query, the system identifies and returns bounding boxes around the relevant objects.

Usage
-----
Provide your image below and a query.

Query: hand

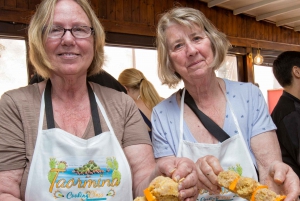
[155,156,200,201]
[268,161,300,201]
[195,155,223,195]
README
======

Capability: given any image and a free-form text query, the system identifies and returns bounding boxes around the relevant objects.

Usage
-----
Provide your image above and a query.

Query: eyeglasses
[45,26,94,39]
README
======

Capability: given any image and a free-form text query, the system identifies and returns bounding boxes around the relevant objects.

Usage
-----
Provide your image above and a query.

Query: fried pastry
[133,176,179,201]
[217,170,286,201]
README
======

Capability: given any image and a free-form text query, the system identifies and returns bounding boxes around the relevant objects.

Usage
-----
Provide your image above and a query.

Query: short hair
[156,7,231,88]
[118,68,162,110]
[28,0,105,79]
[273,51,300,87]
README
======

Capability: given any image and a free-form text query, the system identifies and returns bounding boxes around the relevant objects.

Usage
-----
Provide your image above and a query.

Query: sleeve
[0,93,26,171]
[119,92,151,148]
[251,84,276,137]
[151,104,177,158]
[281,113,300,174]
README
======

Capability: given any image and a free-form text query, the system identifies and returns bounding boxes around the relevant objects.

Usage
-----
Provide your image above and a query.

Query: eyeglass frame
[43,25,95,39]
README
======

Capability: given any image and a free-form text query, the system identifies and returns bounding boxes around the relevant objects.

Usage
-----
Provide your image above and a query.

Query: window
[103,46,183,99]
[254,65,282,112]
[103,46,238,98]
[216,55,238,81]
[0,38,28,98]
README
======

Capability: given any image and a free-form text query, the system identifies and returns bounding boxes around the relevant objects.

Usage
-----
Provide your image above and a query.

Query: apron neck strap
[44,79,102,135]
[181,89,230,142]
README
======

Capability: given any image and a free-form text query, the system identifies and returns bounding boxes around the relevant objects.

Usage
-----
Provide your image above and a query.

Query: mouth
[57,53,80,58]
[58,53,79,56]
[187,60,202,68]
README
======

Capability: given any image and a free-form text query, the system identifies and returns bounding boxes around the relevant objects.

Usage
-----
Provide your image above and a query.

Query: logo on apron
[47,157,121,200]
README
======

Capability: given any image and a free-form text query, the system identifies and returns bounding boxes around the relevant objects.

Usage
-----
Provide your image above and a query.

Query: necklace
[137,95,141,100]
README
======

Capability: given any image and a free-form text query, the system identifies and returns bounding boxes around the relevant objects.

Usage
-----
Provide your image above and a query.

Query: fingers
[155,156,180,177]
[282,170,300,201]
[166,158,199,200]
[195,155,223,194]
[270,161,300,201]
[270,161,289,184]
[178,174,199,200]
[172,160,194,181]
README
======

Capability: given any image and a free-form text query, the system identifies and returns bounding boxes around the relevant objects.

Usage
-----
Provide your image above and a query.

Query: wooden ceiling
[198,0,300,32]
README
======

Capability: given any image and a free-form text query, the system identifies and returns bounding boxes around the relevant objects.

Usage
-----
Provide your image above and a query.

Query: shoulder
[90,82,137,117]
[224,79,261,100]
[271,92,296,118]
[0,84,40,107]
[91,82,129,102]
[224,79,255,91]
[153,92,177,111]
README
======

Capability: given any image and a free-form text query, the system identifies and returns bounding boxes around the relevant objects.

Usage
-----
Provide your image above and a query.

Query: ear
[292,66,300,78]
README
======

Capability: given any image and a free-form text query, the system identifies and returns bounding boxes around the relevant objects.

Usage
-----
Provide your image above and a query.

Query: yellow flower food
[217,170,286,201]
[133,176,179,201]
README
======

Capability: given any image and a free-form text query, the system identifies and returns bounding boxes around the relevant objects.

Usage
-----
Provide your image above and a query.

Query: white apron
[177,89,258,201]
[25,82,133,201]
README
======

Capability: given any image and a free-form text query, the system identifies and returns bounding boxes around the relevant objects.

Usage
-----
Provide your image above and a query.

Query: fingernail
[179,177,185,182]
[174,175,180,182]
[179,191,185,198]
[169,168,176,174]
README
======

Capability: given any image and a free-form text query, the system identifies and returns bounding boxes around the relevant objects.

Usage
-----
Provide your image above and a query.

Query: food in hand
[217,170,286,201]
[133,176,179,201]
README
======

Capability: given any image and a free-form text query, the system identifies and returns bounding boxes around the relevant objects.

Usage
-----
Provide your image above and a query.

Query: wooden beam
[208,0,229,8]
[228,36,300,52]
[234,0,279,15]
[100,19,156,36]
[0,8,32,24]
[256,5,300,21]
[294,25,300,32]
[246,52,254,83]
[277,16,300,27]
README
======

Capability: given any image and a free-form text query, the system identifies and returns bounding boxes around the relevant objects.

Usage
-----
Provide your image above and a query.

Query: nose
[61,30,75,46]
[61,29,74,38]
[185,42,197,56]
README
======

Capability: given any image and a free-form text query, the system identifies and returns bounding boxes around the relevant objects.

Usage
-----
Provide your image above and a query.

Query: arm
[124,144,199,201]
[251,130,300,201]
[0,169,23,201]
[0,92,31,201]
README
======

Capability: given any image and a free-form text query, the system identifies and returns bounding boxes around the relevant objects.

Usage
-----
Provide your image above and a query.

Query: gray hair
[156,7,231,88]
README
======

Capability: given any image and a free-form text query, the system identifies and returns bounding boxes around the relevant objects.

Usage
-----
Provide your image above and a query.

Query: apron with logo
[177,88,258,201]
[25,81,133,201]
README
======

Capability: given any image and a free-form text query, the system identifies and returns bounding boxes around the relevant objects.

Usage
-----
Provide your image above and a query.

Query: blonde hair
[156,7,231,88]
[118,68,162,110]
[28,0,105,78]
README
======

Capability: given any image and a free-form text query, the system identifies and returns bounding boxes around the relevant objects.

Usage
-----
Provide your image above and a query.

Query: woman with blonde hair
[0,1,200,200]
[152,6,300,201]
[118,68,162,138]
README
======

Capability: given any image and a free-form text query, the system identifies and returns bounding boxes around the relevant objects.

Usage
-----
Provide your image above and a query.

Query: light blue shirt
[151,79,276,165]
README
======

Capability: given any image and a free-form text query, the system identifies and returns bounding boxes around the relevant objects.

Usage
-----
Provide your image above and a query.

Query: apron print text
[48,157,120,200]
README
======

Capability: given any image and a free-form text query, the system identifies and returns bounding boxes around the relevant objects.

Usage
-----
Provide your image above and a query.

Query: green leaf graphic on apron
[228,164,243,176]
[106,157,121,184]
[48,158,67,183]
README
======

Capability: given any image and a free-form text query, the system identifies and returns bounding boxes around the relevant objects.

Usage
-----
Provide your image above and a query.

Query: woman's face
[166,23,214,81]
[44,0,94,78]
